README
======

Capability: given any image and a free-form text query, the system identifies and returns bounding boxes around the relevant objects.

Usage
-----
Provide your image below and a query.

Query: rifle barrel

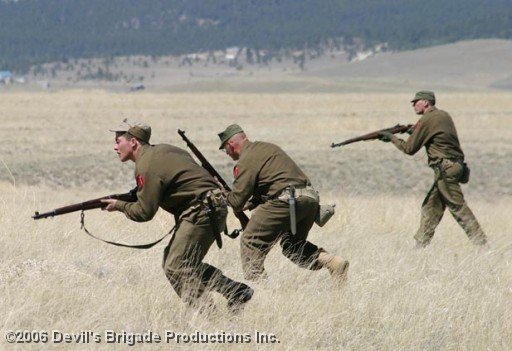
[32,190,137,220]
[32,210,57,220]
[331,124,412,148]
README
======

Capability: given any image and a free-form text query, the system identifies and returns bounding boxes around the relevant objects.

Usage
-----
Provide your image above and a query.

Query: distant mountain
[1,0,511,72]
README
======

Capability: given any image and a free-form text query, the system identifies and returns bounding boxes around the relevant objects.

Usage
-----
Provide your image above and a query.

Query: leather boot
[318,251,349,281]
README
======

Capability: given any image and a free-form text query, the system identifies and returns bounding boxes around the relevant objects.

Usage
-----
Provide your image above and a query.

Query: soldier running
[217,124,349,281]
[101,119,253,311]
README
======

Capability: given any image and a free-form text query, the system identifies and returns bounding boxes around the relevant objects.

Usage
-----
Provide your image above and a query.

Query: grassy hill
[8,39,512,93]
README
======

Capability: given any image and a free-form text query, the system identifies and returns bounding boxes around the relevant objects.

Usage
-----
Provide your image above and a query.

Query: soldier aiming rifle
[377,91,487,248]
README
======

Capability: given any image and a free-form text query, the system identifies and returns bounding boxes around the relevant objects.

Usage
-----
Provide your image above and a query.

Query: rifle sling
[80,211,176,249]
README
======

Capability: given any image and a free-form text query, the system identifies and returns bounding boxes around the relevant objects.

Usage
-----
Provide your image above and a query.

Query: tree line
[1,0,511,72]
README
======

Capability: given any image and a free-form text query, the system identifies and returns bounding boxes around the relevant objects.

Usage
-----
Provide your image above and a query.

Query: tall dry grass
[0,91,511,350]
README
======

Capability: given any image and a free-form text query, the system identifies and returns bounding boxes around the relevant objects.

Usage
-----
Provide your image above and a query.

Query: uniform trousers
[415,159,487,246]
[240,196,324,280]
[162,205,234,306]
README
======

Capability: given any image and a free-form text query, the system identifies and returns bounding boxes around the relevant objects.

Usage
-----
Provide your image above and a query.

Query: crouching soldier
[217,124,349,282]
[102,119,253,312]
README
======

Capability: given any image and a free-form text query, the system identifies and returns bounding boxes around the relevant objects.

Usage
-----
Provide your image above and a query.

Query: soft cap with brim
[218,124,244,149]
[411,90,435,104]
[110,118,151,143]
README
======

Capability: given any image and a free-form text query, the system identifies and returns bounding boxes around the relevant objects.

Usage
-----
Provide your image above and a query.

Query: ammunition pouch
[202,188,227,208]
[178,189,227,224]
[274,185,335,227]
[315,204,336,227]
[276,185,319,202]
[431,158,469,184]
[460,162,470,184]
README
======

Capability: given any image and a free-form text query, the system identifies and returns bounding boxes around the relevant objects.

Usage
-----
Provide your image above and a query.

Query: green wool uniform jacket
[115,144,217,221]
[390,106,464,165]
[227,140,310,212]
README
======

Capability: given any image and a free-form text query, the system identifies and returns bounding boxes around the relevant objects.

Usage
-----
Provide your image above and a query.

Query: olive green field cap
[218,124,244,149]
[110,118,151,143]
[411,90,435,104]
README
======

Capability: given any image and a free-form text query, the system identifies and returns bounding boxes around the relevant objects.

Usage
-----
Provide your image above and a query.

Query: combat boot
[225,282,254,314]
[318,251,349,281]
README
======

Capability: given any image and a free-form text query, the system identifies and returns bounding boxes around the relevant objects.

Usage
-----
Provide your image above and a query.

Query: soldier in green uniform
[101,119,253,311]
[217,124,349,281]
[378,91,487,248]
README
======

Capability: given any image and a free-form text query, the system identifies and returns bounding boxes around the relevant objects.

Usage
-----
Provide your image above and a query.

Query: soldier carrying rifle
[377,91,488,248]
[101,119,253,312]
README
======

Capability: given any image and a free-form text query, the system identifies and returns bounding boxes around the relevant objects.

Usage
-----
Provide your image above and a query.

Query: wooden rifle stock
[331,124,413,148]
[177,129,249,231]
[32,188,138,220]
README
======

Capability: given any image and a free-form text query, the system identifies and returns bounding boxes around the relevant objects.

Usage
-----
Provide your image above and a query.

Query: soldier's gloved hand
[406,126,414,135]
[378,132,393,142]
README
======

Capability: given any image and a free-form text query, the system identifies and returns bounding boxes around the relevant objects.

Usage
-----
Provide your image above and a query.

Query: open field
[4,39,512,93]
[1,91,511,350]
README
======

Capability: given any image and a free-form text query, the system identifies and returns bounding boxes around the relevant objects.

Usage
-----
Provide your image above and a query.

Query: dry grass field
[1,91,511,350]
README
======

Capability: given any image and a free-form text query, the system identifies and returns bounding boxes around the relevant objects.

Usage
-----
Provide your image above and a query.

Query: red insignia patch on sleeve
[233,165,240,178]
[414,122,421,131]
[136,174,144,189]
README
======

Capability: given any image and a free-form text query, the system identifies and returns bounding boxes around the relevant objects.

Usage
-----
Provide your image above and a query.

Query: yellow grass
[1,91,511,350]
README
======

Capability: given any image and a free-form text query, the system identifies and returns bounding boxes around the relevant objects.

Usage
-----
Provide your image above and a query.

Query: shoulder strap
[80,211,176,249]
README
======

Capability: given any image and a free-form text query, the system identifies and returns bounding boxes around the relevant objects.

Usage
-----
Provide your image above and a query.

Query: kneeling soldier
[102,119,253,311]
[218,124,349,281]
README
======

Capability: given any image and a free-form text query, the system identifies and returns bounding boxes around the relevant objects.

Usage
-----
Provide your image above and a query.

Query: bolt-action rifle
[32,187,138,220]
[32,187,175,249]
[330,124,413,148]
[177,129,248,238]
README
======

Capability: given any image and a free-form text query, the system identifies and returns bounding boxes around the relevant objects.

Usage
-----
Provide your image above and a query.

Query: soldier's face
[413,99,428,114]
[224,141,239,161]
[114,135,135,162]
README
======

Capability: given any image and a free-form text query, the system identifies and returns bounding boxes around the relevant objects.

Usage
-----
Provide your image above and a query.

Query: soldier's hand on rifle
[213,176,229,196]
[100,199,118,212]
[378,132,393,142]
